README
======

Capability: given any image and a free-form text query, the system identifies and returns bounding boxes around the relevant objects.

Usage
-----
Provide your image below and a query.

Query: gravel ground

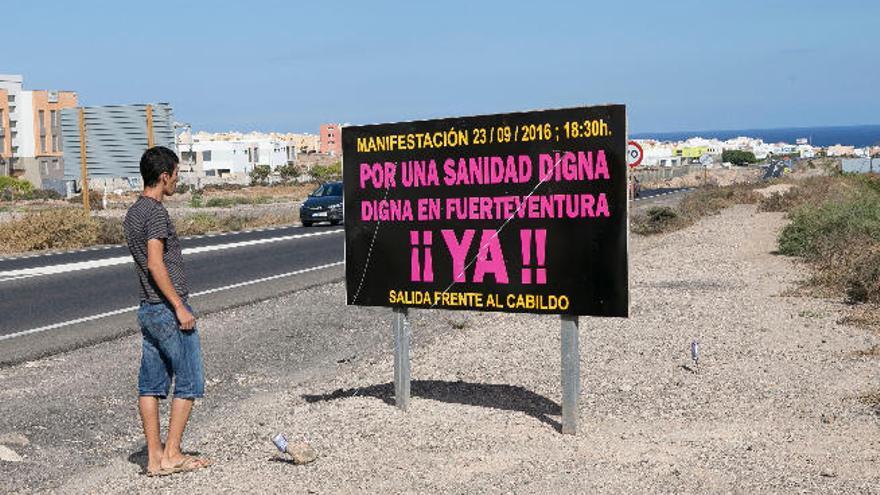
[2,204,878,493]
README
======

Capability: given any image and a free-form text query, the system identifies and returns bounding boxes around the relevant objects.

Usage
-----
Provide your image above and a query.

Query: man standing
[124,146,209,476]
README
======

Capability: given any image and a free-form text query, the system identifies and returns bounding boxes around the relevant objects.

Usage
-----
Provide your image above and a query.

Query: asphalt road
[0,224,345,365]
[633,186,692,202]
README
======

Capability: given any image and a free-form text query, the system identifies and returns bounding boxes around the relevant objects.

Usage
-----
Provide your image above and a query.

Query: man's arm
[146,238,195,330]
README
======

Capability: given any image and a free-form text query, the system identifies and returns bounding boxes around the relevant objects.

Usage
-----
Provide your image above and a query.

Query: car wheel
[330,220,341,226]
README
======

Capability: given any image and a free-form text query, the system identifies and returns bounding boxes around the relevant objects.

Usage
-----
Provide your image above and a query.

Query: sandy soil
[2,204,878,493]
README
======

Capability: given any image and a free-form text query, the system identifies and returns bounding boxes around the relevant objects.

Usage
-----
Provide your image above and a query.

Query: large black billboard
[342,105,628,316]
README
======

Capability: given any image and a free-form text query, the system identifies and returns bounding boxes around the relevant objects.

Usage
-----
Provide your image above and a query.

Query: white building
[178,131,300,178]
[637,140,681,167]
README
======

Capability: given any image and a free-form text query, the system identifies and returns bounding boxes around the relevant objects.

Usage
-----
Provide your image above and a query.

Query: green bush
[0,176,35,201]
[722,150,758,166]
[190,190,203,208]
[205,197,237,208]
[778,190,880,258]
[277,163,302,183]
[776,176,880,304]
[0,176,34,194]
[311,162,342,183]
[250,165,271,186]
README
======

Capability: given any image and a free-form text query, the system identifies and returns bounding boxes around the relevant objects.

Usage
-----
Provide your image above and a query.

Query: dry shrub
[760,176,850,213]
[759,190,802,212]
[777,174,880,308]
[633,183,761,236]
[838,304,880,331]
[67,190,105,210]
[859,391,880,417]
[632,206,690,235]
[176,211,296,236]
[95,217,125,245]
[0,208,99,254]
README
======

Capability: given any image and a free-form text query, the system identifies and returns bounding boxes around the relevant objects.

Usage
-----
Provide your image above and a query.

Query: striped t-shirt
[123,196,189,303]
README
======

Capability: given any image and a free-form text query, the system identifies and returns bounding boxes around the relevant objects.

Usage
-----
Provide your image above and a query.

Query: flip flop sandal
[146,456,210,477]
[167,455,211,474]
[145,467,175,477]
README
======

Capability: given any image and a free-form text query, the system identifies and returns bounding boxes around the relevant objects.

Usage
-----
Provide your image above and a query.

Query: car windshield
[312,183,342,197]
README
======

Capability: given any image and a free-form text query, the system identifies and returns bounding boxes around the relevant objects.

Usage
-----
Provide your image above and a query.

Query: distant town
[1,73,877,197]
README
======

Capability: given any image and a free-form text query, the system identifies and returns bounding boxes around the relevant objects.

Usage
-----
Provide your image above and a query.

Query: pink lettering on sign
[520,229,547,284]
[442,155,532,186]
[410,230,434,282]
[442,229,475,282]
[359,161,397,189]
[440,229,509,284]
[444,193,611,221]
[400,160,440,187]
[538,150,609,182]
[472,230,508,284]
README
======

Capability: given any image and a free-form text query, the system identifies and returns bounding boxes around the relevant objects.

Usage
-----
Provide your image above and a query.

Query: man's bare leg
[138,396,164,474]
[160,398,208,469]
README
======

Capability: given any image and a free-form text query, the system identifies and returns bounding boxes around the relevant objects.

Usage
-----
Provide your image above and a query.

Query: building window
[7,95,14,102]
[41,135,47,153]
[51,110,58,128]
[39,110,45,133]
[202,150,212,161]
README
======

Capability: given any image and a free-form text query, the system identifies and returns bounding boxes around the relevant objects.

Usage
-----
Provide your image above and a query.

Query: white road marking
[0,223,300,262]
[0,261,344,342]
[0,229,343,282]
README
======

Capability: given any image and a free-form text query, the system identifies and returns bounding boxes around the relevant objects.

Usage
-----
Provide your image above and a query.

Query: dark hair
[140,146,179,187]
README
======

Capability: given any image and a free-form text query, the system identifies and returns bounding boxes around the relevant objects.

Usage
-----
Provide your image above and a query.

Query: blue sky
[5,0,877,133]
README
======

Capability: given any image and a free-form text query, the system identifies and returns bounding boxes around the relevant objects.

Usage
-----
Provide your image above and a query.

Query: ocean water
[632,124,880,147]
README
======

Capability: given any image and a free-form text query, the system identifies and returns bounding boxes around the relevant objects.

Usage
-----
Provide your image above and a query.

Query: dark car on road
[300,181,343,227]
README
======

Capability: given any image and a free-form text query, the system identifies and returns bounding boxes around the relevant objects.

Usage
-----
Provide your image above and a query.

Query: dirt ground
[2,204,877,493]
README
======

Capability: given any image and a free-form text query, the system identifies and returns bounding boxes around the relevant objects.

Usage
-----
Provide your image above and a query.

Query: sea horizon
[632,124,880,148]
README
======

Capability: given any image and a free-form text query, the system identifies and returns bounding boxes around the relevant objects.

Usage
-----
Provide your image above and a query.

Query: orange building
[319,123,343,156]
[0,88,10,167]
[0,74,77,187]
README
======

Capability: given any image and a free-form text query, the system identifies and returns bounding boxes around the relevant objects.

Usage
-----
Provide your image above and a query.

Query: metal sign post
[393,307,411,410]
[560,315,580,434]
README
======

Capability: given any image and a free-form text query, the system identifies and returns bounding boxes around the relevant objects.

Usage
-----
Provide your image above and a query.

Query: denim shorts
[137,300,205,399]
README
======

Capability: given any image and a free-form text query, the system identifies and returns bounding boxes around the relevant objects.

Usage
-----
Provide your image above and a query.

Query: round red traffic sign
[626,140,643,168]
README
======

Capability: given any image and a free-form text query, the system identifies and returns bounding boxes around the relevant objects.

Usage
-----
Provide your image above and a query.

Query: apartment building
[178,131,300,178]
[0,74,77,187]
[319,123,342,155]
